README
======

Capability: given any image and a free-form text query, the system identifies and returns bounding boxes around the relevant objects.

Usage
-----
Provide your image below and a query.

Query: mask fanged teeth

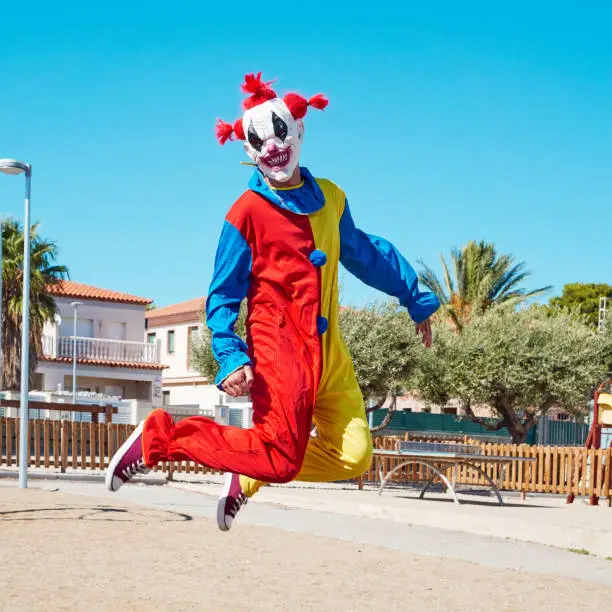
[265,151,289,167]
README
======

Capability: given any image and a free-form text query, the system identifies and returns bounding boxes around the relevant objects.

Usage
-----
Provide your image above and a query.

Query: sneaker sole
[105,421,145,492]
[216,473,234,531]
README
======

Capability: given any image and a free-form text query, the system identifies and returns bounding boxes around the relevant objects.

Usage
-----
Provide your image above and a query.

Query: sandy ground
[2,487,612,612]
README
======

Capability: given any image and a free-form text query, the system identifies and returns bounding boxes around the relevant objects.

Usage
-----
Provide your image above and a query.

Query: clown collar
[248,167,325,215]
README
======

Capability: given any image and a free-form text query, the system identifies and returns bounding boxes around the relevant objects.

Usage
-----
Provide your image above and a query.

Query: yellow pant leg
[240,375,372,497]
[295,383,372,482]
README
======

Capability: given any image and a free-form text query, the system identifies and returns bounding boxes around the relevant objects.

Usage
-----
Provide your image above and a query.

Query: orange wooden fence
[0,418,220,477]
[1,418,610,501]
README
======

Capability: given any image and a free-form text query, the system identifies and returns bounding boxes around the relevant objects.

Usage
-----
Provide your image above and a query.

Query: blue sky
[1,1,610,308]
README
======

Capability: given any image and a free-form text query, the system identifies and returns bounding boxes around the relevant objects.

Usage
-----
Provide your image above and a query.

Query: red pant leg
[143,307,319,483]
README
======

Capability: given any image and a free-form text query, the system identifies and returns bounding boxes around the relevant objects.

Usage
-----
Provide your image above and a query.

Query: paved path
[3,478,612,611]
[16,477,612,587]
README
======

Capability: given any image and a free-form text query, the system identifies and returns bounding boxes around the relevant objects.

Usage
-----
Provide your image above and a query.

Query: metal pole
[18,167,32,488]
[72,305,77,405]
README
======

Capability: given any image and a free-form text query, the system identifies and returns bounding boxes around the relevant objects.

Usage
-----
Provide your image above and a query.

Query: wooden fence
[0,418,219,478]
[1,418,610,502]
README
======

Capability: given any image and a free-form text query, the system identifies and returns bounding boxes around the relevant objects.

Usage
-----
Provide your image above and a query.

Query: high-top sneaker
[105,421,151,492]
[217,472,248,531]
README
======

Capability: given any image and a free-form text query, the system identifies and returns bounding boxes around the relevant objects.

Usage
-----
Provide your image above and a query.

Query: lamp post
[0,159,32,489]
[70,301,83,407]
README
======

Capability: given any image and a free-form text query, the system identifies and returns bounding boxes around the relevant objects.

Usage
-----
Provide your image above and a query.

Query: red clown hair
[215,118,245,144]
[282,92,328,119]
[241,72,277,110]
[215,72,329,145]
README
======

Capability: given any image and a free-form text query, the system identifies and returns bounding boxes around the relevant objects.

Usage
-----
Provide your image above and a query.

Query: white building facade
[145,297,251,425]
[34,281,165,423]
[145,298,220,416]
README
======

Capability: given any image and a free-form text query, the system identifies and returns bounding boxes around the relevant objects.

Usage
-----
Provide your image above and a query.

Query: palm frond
[429,239,547,327]
[418,259,449,304]
[440,254,455,297]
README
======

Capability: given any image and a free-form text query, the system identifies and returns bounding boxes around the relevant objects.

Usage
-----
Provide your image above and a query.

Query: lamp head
[0,159,31,176]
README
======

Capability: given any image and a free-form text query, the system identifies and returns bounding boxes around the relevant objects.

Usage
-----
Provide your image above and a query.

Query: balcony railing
[42,335,160,365]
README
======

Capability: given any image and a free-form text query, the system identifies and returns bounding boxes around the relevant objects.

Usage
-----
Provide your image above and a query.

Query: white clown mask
[242,98,304,183]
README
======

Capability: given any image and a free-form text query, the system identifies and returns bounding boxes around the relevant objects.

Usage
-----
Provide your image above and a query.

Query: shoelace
[229,493,248,518]
[122,459,150,481]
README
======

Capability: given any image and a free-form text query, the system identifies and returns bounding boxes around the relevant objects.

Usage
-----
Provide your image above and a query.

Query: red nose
[265,141,278,153]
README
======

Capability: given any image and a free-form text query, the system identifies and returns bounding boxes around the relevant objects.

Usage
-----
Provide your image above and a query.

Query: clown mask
[215,72,328,182]
[243,98,303,183]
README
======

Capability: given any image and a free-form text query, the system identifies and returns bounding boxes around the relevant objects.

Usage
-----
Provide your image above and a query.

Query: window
[147,332,156,344]
[32,373,44,391]
[60,317,94,338]
[187,325,199,369]
[167,330,175,354]
[163,390,170,406]
[107,321,127,341]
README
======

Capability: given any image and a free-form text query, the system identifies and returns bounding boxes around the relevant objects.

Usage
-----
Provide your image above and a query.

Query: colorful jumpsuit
[142,168,439,497]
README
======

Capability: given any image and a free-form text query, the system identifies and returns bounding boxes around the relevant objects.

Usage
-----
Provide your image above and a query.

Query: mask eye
[272,112,288,141]
[248,124,263,152]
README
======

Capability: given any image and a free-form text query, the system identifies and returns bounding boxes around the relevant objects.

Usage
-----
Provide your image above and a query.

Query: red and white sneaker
[105,421,151,492]
[217,472,248,531]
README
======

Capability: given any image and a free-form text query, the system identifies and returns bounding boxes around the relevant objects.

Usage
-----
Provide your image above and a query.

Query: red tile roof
[146,297,205,327]
[49,281,153,306]
[40,356,167,370]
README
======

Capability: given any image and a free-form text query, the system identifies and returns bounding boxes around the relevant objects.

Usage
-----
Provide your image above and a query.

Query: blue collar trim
[248,167,325,215]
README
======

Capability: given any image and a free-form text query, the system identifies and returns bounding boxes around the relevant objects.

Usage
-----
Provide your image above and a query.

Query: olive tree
[339,301,423,413]
[414,306,610,443]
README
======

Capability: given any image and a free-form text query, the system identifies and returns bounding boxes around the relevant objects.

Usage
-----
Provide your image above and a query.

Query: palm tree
[2,219,69,390]
[419,240,551,331]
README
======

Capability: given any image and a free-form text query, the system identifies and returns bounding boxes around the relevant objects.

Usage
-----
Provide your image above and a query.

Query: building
[145,297,253,425]
[145,297,220,417]
[35,281,165,422]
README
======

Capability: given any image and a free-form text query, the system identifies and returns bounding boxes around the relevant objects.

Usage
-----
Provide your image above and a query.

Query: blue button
[317,316,328,334]
[309,249,327,267]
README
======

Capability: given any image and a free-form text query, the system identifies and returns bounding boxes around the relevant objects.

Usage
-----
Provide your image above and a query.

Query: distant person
[106,72,439,530]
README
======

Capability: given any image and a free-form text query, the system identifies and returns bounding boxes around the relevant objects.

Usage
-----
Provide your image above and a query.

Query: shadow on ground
[0,505,192,523]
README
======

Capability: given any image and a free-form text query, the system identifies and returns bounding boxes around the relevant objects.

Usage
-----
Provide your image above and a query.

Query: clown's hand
[415,319,432,349]
[223,366,254,398]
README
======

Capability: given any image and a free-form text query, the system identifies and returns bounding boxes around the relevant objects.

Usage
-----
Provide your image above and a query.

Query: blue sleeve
[339,201,440,323]
[205,220,252,389]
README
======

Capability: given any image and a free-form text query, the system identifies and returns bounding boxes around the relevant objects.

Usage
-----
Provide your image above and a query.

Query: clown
[105,72,440,531]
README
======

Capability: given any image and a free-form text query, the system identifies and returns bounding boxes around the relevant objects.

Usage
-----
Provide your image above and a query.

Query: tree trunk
[490,396,537,444]
[509,428,527,444]
[1,315,39,392]
[370,396,396,434]
[463,398,537,444]
[463,401,507,432]
[508,412,537,444]
[2,318,20,391]
[365,395,387,415]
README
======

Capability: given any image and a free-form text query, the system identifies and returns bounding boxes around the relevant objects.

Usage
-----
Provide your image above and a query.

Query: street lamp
[0,159,32,489]
[70,301,83,406]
